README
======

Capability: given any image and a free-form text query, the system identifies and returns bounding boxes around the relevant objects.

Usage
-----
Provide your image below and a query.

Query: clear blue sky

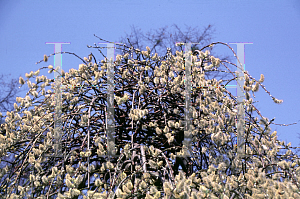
[1,0,300,151]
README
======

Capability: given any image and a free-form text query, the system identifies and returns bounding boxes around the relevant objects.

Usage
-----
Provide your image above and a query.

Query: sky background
[1,0,300,153]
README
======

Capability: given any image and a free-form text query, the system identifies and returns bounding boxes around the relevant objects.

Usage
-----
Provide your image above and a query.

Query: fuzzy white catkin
[162,124,170,133]
[34,70,40,76]
[27,81,32,89]
[156,127,162,135]
[16,97,22,103]
[95,178,101,187]
[192,110,198,118]
[154,77,159,85]
[25,73,30,78]
[160,77,166,86]
[252,82,259,92]
[66,179,74,188]
[32,91,38,98]
[19,77,25,85]
[259,74,265,83]
[168,120,175,127]
[273,97,283,104]
[175,122,180,129]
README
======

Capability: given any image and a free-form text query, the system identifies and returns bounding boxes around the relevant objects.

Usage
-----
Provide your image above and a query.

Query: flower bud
[44,54,48,62]
[34,70,40,76]
[146,46,150,52]
[163,126,169,133]
[259,74,264,83]
[252,82,259,92]
[19,77,25,85]
[156,127,162,135]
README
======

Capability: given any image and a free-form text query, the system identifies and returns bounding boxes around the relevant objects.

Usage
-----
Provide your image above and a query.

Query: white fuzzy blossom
[154,77,159,85]
[156,127,162,135]
[19,77,25,85]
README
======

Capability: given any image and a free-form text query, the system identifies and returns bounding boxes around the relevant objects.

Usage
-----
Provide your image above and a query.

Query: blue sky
[1,0,300,152]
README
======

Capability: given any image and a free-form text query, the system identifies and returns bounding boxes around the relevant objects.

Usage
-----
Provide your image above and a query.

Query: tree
[119,24,215,55]
[0,35,300,199]
[118,24,235,81]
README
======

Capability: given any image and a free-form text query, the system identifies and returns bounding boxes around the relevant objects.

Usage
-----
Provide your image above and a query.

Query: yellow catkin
[259,74,265,83]
[43,54,48,62]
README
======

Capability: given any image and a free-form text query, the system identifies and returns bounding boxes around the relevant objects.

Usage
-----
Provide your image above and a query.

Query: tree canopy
[0,36,299,199]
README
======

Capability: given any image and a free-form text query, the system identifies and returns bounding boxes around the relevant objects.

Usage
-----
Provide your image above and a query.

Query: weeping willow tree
[0,36,300,199]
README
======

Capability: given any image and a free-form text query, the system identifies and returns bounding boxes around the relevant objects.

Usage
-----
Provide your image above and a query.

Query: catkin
[259,74,265,83]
